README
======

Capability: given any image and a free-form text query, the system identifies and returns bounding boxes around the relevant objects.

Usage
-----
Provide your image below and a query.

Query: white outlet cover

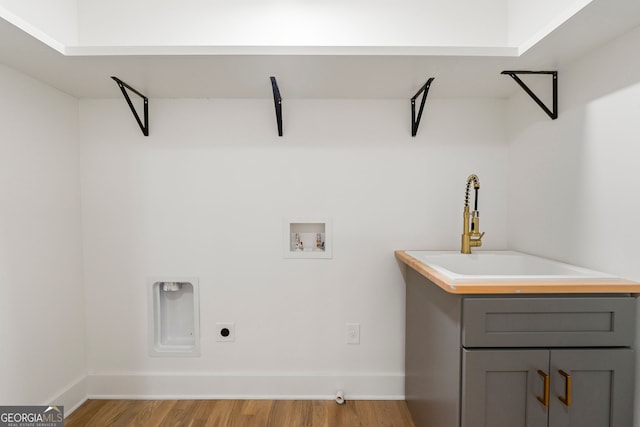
[346,323,360,345]
[216,322,235,342]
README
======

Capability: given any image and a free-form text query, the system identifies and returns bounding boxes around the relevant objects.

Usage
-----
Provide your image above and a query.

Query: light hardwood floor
[64,399,416,426]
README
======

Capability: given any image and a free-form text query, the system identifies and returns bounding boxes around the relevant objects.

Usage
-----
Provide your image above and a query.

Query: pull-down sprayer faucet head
[464,174,480,208]
[461,174,485,254]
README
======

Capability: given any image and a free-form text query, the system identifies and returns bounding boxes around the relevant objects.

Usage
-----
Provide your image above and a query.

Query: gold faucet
[461,174,485,254]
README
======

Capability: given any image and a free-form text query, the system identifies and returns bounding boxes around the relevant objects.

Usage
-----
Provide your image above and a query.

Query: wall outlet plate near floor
[346,323,360,345]
[216,322,235,342]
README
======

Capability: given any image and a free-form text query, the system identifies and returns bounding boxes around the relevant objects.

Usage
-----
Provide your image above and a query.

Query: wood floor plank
[203,400,237,427]
[267,400,304,426]
[126,400,167,427]
[157,400,199,427]
[64,399,106,426]
[239,400,273,426]
[309,400,328,427]
[73,400,129,427]
[64,399,416,427]
[191,400,219,427]
[353,400,379,426]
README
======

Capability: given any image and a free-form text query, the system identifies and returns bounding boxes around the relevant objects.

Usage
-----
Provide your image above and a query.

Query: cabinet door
[549,349,634,427]
[462,349,549,427]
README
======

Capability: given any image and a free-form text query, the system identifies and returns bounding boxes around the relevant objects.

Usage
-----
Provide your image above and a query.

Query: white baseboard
[87,372,404,400]
[46,376,88,417]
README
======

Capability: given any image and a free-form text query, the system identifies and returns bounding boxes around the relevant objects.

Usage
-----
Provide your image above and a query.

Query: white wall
[77,0,507,48]
[0,65,86,409]
[0,0,77,49]
[507,24,640,281]
[507,25,640,424]
[507,0,591,51]
[79,97,508,398]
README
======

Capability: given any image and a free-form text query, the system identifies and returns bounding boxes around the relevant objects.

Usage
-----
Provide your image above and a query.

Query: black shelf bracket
[411,77,435,137]
[270,76,283,137]
[501,71,558,120]
[111,76,149,136]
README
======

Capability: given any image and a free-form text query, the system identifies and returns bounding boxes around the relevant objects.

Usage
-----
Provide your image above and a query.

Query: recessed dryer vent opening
[149,278,200,357]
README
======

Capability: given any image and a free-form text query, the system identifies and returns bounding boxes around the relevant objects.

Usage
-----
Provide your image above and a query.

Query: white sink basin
[404,250,617,283]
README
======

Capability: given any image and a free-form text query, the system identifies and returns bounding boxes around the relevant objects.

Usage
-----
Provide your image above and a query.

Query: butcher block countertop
[395,250,640,295]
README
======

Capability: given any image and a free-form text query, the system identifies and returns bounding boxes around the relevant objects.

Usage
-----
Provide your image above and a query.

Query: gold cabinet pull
[558,370,572,407]
[537,369,550,407]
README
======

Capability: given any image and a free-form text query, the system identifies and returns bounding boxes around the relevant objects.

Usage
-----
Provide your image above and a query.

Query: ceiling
[0,0,639,100]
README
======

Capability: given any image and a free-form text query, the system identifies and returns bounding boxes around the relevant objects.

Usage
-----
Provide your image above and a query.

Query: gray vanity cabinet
[461,349,549,427]
[404,267,637,427]
[548,349,634,427]
[461,348,634,427]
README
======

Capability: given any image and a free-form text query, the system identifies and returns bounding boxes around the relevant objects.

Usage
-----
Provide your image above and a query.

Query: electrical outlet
[346,323,360,345]
[216,322,235,342]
